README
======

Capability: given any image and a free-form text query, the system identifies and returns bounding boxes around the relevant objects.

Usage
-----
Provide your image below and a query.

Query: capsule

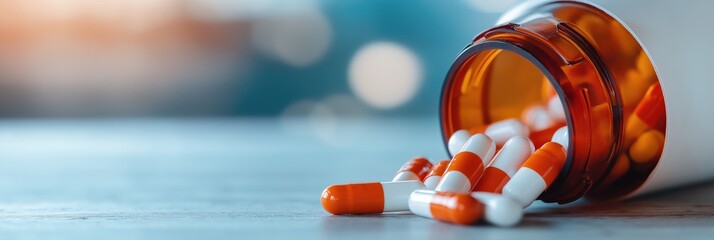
[547,96,566,123]
[634,83,666,131]
[435,134,496,193]
[503,142,567,207]
[471,192,524,227]
[408,190,484,225]
[528,123,565,149]
[423,160,450,190]
[522,105,556,131]
[321,180,426,215]
[550,126,569,150]
[408,190,523,227]
[624,83,666,147]
[483,119,530,146]
[392,157,433,182]
[473,136,534,193]
[448,130,471,157]
[629,129,665,169]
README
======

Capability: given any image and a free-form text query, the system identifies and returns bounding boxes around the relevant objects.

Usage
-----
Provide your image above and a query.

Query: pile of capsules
[320,89,570,227]
[320,81,664,227]
[320,130,568,226]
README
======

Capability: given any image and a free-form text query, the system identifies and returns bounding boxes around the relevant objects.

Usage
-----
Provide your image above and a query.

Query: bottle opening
[441,38,584,203]
[440,43,565,149]
[441,1,666,203]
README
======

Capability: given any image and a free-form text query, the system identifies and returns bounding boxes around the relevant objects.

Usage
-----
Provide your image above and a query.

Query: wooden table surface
[0,118,711,239]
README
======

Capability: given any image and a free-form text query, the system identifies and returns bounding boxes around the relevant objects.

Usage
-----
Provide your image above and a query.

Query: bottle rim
[439,21,623,203]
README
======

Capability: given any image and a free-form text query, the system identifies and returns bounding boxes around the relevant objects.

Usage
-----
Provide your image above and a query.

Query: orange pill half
[633,83,665,128]
[423,160,450,190]
[393,157,433,182]
[409,190,484,225]
[529,123,566,149]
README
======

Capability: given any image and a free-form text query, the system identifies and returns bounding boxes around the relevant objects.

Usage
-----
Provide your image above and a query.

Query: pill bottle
[439,0,714,203]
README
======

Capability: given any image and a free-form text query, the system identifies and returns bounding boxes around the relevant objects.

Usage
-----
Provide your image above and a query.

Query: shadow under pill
[319,214,387,233]
[515,218,552,228]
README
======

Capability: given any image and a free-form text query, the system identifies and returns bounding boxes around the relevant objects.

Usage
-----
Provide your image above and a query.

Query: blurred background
[0,0,527,119]
[0,0,526,214]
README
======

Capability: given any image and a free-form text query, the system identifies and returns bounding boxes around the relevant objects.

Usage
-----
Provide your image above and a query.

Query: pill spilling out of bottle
[319,91,570,226]
[320,119,566,226]
[320,81,665,227]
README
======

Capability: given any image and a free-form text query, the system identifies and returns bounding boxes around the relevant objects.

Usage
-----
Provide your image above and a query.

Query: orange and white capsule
[483,119,530,146]
[408,190,523,227]
[435,134,496,193]
[423,160,450,190]
[502,142,567,207]
[408,190,484,225]
[448,130,472,157]
[624,83,666,147]
[473,136,535,193]
[522,105,556,131]
[392,157,433,182]
[321,180,425,215]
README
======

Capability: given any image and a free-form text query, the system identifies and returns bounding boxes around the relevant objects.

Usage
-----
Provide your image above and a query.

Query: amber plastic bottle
[440,0,714,203]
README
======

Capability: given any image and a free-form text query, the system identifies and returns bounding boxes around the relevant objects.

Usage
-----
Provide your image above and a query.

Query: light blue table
[0,118,711,239]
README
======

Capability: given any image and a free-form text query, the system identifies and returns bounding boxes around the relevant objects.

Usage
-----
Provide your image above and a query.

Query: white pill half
[448,129,471,157]
[484,119,530,146]
[471,192,524,227]
[547,96,566,122]
[381,181,427,211]
[460,133,497,164]
[502,167,547,208]
[522,105,555,131]
[489,136,535,177]
[392,171,420,182]
[551,126,569,150]
[423,175,442,190]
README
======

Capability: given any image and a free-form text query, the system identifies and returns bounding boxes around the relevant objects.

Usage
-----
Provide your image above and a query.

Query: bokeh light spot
[348,42,422,110]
